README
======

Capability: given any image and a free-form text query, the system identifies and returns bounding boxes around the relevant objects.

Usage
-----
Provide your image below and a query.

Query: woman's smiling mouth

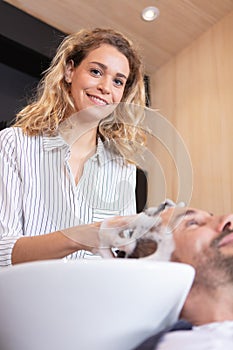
[86,93,109,106]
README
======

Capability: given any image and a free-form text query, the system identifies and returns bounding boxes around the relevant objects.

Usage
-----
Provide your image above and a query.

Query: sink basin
[0,259,195,350]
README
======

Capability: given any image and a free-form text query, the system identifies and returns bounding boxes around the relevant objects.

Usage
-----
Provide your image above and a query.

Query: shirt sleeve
[0,128,24,267]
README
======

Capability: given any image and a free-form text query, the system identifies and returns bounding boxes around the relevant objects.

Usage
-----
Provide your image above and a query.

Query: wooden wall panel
[149,11,233,214]
[145,61,179,207]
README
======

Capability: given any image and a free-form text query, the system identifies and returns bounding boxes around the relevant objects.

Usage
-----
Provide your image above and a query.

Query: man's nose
[218,214,233,232]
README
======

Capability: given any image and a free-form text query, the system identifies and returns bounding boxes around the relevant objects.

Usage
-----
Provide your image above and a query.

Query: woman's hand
[61,217,138,258]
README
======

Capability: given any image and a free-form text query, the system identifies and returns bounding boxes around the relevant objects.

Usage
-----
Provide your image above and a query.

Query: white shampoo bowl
[0,259,195,350]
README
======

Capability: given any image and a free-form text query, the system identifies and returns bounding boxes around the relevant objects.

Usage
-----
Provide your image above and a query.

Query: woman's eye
[90,68,102,76]
[114,78,124,87]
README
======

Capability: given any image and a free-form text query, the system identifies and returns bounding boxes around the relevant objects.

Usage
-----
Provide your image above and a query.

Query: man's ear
[64,59,74,83]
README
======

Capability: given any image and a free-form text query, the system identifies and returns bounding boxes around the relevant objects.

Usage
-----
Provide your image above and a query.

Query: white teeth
[88,95,107,105]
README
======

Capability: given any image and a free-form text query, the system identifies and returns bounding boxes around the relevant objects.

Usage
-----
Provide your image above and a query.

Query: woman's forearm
[11,222,101,265]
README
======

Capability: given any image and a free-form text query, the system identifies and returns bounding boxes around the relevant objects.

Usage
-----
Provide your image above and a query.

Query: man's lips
[86,93,109,105]
[217,231,233,248]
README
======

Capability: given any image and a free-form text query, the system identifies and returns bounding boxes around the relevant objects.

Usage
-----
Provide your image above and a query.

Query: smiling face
[65,44,130,112]
[162,207,233,287]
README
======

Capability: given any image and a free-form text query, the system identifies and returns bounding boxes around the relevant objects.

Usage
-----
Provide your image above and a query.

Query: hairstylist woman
[0,28,146,266]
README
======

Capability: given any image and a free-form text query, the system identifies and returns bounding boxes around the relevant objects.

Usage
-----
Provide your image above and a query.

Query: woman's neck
[71,128,97,159]
[68,128,98,185]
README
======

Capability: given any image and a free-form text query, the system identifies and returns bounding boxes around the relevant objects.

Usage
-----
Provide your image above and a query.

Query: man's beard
[194,230,233,289]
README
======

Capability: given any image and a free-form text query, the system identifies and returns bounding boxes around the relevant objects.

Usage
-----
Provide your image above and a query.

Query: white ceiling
[4,0,233,74]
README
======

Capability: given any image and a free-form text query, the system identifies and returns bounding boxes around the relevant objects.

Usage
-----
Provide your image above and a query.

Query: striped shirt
[0,127,136,266]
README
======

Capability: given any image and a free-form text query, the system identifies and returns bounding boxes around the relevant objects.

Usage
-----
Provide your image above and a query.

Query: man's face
[162,207,233,286]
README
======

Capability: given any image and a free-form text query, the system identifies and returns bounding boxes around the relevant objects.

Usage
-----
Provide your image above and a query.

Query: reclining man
[33,201,233,349]
[132,206,233,349]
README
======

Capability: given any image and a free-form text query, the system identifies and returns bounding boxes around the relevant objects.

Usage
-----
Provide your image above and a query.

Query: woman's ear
[64,59,74,83]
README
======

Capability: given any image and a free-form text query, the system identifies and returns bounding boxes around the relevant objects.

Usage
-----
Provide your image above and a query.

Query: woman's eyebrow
[90,61,128,79]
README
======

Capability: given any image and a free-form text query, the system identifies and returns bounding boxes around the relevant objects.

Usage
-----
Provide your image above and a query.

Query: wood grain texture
[4,0,233,74]
[150,11,233,214]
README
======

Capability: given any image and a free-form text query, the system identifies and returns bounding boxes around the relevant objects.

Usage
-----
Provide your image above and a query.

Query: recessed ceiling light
[141,6,160,21]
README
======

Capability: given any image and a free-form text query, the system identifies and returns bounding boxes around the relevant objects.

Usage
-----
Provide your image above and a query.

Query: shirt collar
[42,134,69,151]
[91,137,118,165]
[42,134,119,165]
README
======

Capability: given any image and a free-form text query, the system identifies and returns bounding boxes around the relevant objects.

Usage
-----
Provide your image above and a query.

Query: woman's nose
[97,77,111,94]
[218,214,233,232]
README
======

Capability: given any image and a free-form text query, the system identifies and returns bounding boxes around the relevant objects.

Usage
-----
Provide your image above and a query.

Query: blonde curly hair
[14,28,147,160]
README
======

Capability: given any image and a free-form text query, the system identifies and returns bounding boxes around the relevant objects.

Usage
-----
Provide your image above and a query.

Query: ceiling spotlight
[141,6,160,21]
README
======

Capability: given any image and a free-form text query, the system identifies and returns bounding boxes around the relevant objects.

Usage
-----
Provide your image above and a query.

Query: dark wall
[0,0,66,123]
[0,1,65,59]
[0,62,38,124]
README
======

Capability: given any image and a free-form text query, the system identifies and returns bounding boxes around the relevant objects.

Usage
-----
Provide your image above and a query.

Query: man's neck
[180,285,233,326]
